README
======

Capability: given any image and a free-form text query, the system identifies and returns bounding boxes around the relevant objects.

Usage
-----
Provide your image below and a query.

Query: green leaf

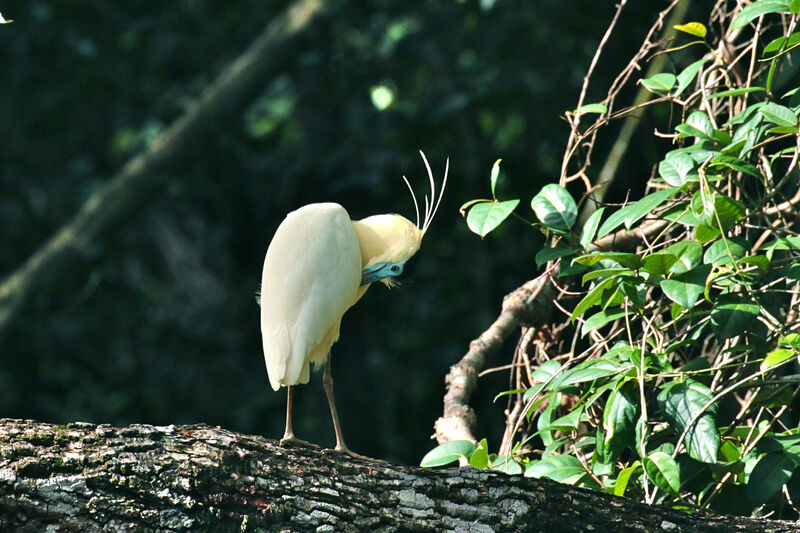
[490,159,502,198]
[535,246,576,268]
[731,0,792,30]
[657,379,720,463]
[660,265,711,309]
[708,86,766,98]
[674,22,707,38]
[525,454,588,484]
[575,252,643,270]
[531,184,578,231]
[572,278,617,322]
[559,359,627,387]
[582,308,628,336]
[579,207,605,249]
[469,438,490,469]
[420,440,478,467]
[709,155,761,177]
[490,455,524,475]
[763,32,800,54]
[676,123,715,141]
[602,383,639,461]
[761,348,797,372]
[582,267,635,283]
[675,59,708,96]
[659,152,697,187]
[780,333,800,348]
[695,223,721,243]
[531,360,563,384]
[597,189,678,239]
[747,452,796,506]
[710,294,761,339]
[466,199,520,237]
[642,252,679,277]
[662,241,703,274]
[703,237,748,266]
[614,461,642,496]
[759,102,798,127]
[644,451,681,495]
[683,111,715,140]
[641,73,677,94]
[575,103,607,114]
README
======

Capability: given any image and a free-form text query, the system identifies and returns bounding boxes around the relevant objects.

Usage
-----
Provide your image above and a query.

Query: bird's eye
[390,265,401,273]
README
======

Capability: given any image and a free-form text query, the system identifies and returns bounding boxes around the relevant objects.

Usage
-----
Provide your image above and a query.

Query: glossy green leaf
[759,102,798,127]
[575,252,643,270]
[490,159,502,198]
[660,265,711,308]
[469,438,490,469]
[686,111,715,138]
[761,348,797,372]
[466,199,520,237]
[531,184,578,231]
[674,22,707,38]
[614,461,642,496]
[763,32,800,54]
[582,308,628,336]
[579,207,605,249]
[602,383,639,461]
[575,103,607,114]
[420,440,477,467]
[657,379,720,463]
[582,267,635,283]
[641,73,676,94]
[662,241,703,274]
[644,451,681,495]
[642,252,678,277]
[709,86,766,98]
[675,59,708,96]
[659,152,697,187]
[490,455,524,475]
[709,155,761,177]
[530,360,563,385]
[695,223,721,243]
[559,359,627,387]
[597,189,678,239]
[676,123,714,141]
[703,237,748,266]
[710,294,761,339]
[525,454,588,484]
[731,0,792,30]
[780,333,800,348]
[747,452,796,506]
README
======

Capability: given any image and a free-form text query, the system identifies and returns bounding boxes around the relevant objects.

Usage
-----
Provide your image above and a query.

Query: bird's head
[354,151,448,287]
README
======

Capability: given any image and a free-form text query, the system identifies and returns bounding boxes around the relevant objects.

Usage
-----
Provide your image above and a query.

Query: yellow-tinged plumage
[259,151,447,456]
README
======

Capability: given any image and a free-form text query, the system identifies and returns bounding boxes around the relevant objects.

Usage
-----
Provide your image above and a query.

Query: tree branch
[0,418,794,532]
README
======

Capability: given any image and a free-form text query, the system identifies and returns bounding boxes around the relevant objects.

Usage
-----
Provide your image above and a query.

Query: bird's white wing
[260,203,362,390]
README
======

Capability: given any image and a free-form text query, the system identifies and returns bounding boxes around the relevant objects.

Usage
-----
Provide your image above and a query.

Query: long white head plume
[402,150,449,235]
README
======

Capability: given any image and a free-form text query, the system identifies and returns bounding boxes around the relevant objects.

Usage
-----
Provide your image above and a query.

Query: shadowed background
[0,0,679,463]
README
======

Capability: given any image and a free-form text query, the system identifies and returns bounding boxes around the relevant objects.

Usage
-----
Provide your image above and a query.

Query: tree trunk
[0,419,795,532]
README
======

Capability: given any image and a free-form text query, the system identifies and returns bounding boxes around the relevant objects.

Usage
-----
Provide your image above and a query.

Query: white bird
[260,151,448,457]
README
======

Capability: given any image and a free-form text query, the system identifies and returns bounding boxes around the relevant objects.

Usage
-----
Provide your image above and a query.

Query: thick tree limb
[434,220,669,444]
[0,418,794,532]
[0,0,324,344]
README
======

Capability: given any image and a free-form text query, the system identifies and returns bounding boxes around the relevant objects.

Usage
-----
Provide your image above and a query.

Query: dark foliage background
[0,0,679,463]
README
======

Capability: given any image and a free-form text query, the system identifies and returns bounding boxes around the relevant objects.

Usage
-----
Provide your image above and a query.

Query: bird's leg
[321,354,379,462]
[279,385,317,448]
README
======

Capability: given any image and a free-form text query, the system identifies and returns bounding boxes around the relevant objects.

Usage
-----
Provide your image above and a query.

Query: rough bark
[0,419,796,532]
[0,0,324,344]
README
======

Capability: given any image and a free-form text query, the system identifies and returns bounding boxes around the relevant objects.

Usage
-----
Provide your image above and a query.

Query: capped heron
[260,151,448,457]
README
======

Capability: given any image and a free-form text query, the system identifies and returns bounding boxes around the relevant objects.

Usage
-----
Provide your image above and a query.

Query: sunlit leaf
[580,207,605,249]
[674,22,707,38]
[731,0,792,30]
[575,103,607,114]
[535,245,576,268]
[597,189,678,239]
[525,454,588,484]
[657,379,720,463]
[644,451,681,495]
[759,102,798,127]
[710,294,761,339]
[614,461,642,496]
[659,152,697,187]
[490,159,502,198]
[761,348,797,372]
[420,440,477,467]
[466,199,520,237]
[703,237,748,266]
[660,265,711,308]
[675,59,708,96]
[641,73,676,94]
[709,86,766,98]
[531,184,578,231]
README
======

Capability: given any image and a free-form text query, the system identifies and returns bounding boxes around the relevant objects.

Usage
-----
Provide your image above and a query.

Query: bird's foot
[322,445,386,463]
[279,435,320,449]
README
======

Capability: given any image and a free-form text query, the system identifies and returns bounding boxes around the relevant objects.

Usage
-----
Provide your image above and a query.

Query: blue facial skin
[360,262,404,286]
